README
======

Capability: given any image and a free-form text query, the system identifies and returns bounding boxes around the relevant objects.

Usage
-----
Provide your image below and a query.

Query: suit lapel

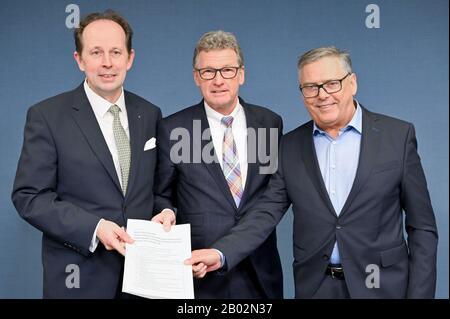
[299,122,337,217]
[238,100,259,210]
[124,93,144,201]
[339,107,381,217]
[196,104,238,210]
[70,84,122,195]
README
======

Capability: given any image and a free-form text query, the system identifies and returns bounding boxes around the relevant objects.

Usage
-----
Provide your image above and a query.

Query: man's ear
[73,51,85,72]
[350,72,357,96]
[193,69,201,87]
[126,49,135,71]
[238,66,245,86]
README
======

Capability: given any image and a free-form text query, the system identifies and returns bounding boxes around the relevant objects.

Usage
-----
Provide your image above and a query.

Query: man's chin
[207,102,235,114]
[94,85,123,102]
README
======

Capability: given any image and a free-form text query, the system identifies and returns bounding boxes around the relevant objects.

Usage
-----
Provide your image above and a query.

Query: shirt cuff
[213,249,225,268]
[89,219,103,253]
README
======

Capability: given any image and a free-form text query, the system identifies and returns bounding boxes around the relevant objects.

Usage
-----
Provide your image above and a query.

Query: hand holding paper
[122,219,194,299]
[185,249,222,278]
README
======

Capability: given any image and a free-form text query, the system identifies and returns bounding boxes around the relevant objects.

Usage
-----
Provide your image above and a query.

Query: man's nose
[317,86,330,99]
[212,71,225,85]
[102,54,112,67]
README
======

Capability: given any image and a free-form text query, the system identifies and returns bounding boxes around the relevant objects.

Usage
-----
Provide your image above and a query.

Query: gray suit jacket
[213,105,438,298]
[12,84,161,298]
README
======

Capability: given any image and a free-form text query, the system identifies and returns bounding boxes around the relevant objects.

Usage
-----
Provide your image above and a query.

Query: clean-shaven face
[74,19,135,103]
[194,49,244,115]
[299,56,357,134]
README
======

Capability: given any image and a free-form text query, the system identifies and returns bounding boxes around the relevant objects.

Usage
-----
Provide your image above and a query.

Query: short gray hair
[297,46,353,74]
[193,30,244,68]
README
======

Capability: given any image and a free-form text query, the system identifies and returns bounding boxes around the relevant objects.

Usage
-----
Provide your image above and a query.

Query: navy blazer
[12,84,161,298]
[154,98,284,298]
[213,106,438,298]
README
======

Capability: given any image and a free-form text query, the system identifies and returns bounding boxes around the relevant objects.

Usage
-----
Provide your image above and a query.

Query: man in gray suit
[12,10,161,298]
[187,46,438,299]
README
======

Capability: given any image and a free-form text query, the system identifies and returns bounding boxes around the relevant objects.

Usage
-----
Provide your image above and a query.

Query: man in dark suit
[187,46,438,299]
[12,10,161,298]
[152,31,283,298]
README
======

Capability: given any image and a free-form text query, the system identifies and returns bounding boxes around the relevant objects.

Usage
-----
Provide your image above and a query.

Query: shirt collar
[313,100,362,136]
[204,100,242,124]
[83,80,126,118]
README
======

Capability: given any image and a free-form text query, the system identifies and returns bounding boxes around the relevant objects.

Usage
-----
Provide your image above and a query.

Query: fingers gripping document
[122,219,194,299]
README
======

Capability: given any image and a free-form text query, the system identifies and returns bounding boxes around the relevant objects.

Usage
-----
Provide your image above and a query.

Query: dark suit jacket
[154,98,284,298]
[213,105,438,299]
[12,83,161,298]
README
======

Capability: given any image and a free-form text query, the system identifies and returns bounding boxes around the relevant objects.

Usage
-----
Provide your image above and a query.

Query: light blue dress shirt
[313,103,362,264]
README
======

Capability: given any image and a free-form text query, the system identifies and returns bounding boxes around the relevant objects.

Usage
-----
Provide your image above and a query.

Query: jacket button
[336,225,342,230]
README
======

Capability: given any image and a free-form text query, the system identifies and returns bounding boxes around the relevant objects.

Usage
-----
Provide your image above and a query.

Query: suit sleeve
[12,107,100,256]
[212,133,291,270]
[401,124,438,298]
[275,114,283,143]
[153,119,177,215]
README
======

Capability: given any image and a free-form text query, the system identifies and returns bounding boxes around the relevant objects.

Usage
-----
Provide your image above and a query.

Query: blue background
[0,0,448,298]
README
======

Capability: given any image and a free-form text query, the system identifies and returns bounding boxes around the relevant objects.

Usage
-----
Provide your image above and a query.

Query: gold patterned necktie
[108,104,131,195]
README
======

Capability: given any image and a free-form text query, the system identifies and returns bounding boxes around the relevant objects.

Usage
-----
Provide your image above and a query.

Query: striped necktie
[221,116,243,207]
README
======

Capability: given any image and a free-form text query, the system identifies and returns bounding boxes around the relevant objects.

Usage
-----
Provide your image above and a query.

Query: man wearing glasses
[152,30,283,298]
[187,46,438,299]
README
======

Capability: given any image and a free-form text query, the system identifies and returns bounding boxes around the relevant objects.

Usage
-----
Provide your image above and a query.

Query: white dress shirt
[83,80,130,252]
[204,101,248,266]
[204,101,248,188]
[84,80,130,186]
[159,101,249,261]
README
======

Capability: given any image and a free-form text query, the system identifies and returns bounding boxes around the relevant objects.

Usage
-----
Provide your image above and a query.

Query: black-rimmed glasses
[299,72,352,98]
[195,66,241,80]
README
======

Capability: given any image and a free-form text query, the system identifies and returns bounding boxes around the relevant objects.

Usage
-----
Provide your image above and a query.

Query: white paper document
[122,219,194,299]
